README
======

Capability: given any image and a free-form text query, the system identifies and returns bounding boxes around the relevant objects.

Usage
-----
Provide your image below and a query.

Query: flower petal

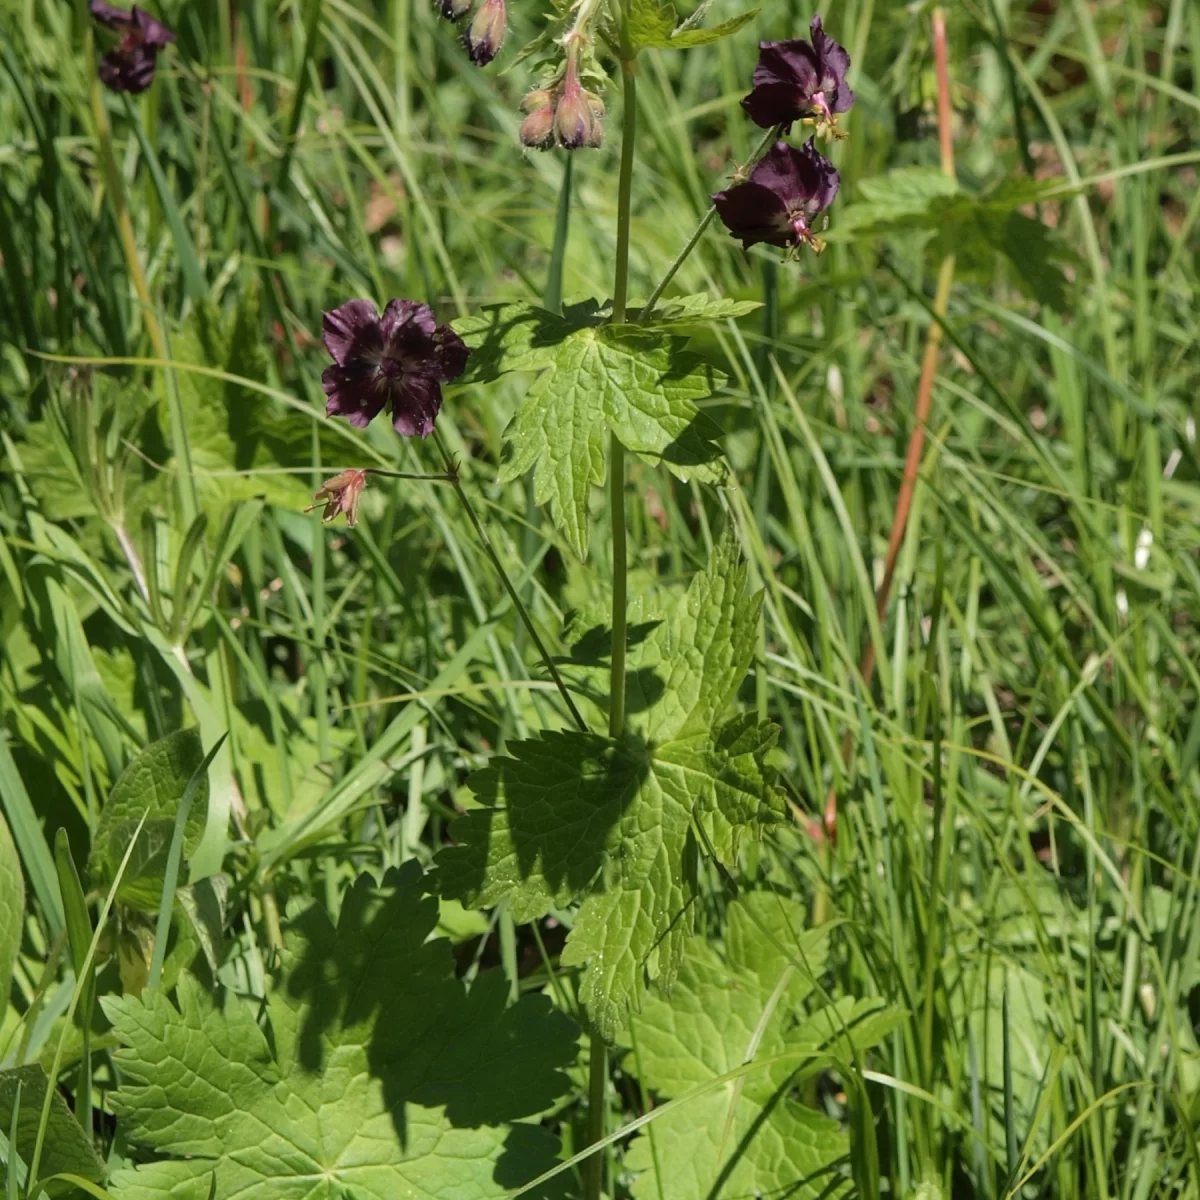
[712,180,791,249]
[323,299,384,367]
[433,325,470,382]
[322,364,390,428]
[132,5,176,46]
[795,138,841,214]
[391,372,443,438]
[751,40,819,91]
[380,298,437,342]
[741,83,807,130]
[98,46,159,92]
[89,0,135,29]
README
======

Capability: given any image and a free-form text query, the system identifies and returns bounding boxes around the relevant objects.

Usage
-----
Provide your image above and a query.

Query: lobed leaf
[834,168,1078,309]
[621,894,903,1199]
[104,863,577,1200]
[454,302,727,558]
[0,1064,107,1186]
[436,538,786,1037]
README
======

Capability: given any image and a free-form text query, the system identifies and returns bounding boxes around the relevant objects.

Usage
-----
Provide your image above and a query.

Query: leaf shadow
[459,299,604,384]
[281,864,576,1185]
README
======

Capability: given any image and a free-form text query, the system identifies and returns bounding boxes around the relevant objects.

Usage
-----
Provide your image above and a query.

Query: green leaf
[436,538,786,1036]
[175,875,229,975]
[0,1064,107,1187]
[625,0,758,52]
[454,303,727,558]
[834,169,1077,310]
[621,893,902,1200]
[103,863,576,1200]
[0,811,24,1027]
[87,729,209,913]
[630,293,763,327]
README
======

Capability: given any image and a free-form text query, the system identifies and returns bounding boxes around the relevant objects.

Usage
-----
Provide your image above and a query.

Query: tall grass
[1,0,1198,1196]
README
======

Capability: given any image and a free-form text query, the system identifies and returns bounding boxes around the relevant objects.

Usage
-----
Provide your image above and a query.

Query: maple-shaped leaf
[435,537,787,1038]
[102,863,577,1200]
[621,892,905,1200]
[454,301,727,558]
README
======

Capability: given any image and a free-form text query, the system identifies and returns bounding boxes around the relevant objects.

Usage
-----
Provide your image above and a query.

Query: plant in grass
[294,1,860,1193]
[15,3,867,1198]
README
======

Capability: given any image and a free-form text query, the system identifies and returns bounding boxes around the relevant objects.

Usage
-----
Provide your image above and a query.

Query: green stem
[584,1031,608,1200]
[611,61,638,326]
[640,124,780,319]
[584,50,640,1200]
[432,431,587,733]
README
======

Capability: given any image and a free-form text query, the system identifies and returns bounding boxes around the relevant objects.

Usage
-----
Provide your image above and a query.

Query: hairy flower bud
[464,0,504,65]
[554,77,600,150]
[520,102,556,150]
[438,0,471,20]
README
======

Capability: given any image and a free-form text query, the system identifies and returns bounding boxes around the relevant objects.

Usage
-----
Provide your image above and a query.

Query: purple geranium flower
[741,16,854,137]
[712,139,840,253]
[90,0,175,94]
[320,299,469,438]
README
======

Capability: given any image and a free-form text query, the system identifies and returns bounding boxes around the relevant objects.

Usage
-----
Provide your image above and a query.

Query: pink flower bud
[520,103,555,150]
[554,77,595,150]
[464,0,504,65]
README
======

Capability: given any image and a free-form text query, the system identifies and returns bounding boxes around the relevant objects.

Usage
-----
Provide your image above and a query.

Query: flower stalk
[432,432,589,735]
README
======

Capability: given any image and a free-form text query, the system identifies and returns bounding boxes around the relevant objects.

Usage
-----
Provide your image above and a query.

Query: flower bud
[554,78,597,150]
[438,0,470,20]
[521,88,554,113]
[520,103,556,150]
[463,0,504,65]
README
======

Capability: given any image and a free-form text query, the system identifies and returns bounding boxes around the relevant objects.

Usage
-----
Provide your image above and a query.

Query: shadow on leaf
[282,863,576,1178]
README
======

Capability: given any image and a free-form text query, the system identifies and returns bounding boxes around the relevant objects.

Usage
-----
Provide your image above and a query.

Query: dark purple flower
[320,299,469,438]
[741,16,854,137]
[90,0,175,94]
[712,139,840,253]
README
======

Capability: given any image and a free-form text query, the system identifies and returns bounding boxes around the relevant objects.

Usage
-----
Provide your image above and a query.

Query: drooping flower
[320,299,469,438]
[89,0,175,94]
[741,15,854,138]
[464,0,505,65]
[553,71,604,150]
[712,138,840,253]
[308,469,369,528]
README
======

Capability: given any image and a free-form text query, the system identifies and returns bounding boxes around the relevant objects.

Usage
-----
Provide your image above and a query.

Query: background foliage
[1,0,1199,1197]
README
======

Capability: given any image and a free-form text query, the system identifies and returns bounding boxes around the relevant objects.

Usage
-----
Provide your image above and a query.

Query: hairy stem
[583,51,641,1200]
[432,431,587,733]
[640,124,780,318]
